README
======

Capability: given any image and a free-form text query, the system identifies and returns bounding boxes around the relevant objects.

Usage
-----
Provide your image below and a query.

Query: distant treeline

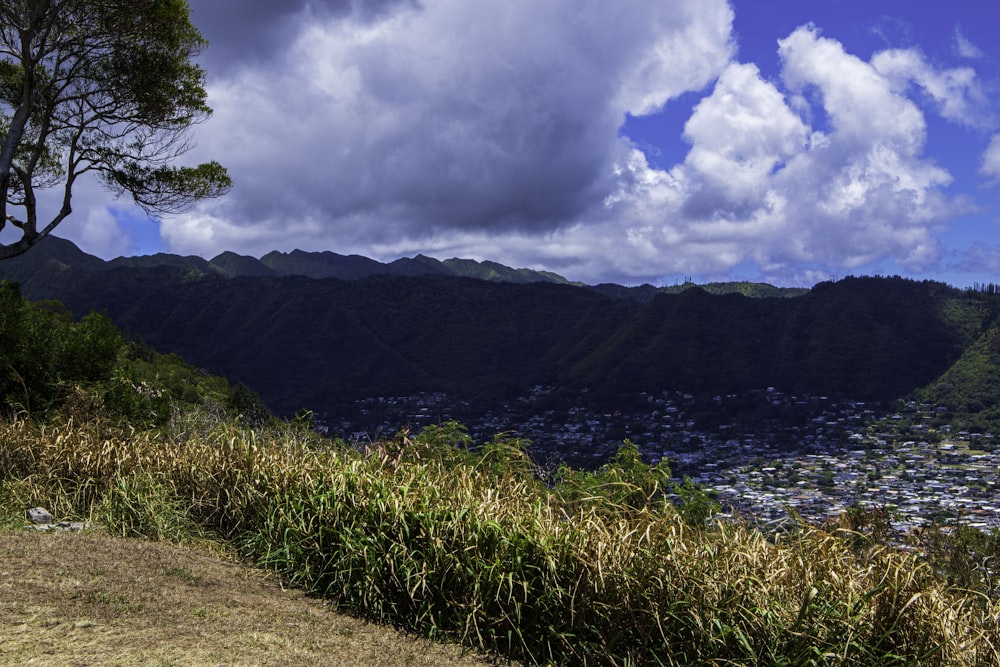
[968,282,1000,295]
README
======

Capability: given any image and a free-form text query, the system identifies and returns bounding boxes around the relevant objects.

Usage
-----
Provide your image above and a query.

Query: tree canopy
[0,0,231,259]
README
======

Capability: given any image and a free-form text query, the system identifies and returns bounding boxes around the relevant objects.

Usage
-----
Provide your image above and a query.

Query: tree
[0,0,231,259]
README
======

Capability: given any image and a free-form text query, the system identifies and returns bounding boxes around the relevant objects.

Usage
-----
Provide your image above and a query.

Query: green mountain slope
[918,324,1000,426]
[209,251,278,277]
[571,278,983,401]
[1,238,994,421]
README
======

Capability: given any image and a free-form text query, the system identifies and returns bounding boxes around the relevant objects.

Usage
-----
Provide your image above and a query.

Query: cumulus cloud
[872,48,988,127]
[602,25,956,282]
[167,0,736,266]
[190,0,418,75]
[142,3,983,285]
[19,179,137,259]
[73,208,135,258]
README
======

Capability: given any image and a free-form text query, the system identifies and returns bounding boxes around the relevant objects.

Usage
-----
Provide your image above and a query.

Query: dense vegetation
[3,237,1000,430]
[918,325,1000,430]
[0,280,269,427]
[2,285,1000,665]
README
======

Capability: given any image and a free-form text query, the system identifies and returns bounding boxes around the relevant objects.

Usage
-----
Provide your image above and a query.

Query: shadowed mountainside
[0,237,994,419]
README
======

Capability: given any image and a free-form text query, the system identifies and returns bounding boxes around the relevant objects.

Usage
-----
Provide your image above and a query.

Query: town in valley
[320,386,1000,533]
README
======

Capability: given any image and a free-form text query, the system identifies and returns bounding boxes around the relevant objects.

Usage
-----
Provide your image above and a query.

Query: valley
[5,236,1000,535]
[331,386,1000,533]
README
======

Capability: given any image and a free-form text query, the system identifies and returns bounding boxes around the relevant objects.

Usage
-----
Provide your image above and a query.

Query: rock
[56,521,86,532]
[27,507,53,525]
[25,507,93,532]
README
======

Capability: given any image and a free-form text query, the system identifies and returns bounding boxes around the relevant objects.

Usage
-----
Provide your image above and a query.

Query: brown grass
[0,530,496,666]
[2,415,999,664]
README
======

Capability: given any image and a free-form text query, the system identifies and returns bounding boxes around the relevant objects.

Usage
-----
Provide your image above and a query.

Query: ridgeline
[0,237,996,428]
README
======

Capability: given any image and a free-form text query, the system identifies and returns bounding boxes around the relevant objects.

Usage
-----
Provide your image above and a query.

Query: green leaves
[0,0,229,258]
[0,282,259,425]
[106,160,232,216]
[554,440,673,512]
[0,280,123,413]
[97,0,211,123]
[673,475,722,528]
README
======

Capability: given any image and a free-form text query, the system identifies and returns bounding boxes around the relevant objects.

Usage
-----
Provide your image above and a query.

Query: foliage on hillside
[918,326,1000,428]
[0,282,121,415]
[0,281,270,427]
[4,253,995,420]
[909,288,1000,429]
[11,255,1000,436]
[658,280,809,298]
[7,239,1000,429]
[575,277,986,403]
[1,299,999,664]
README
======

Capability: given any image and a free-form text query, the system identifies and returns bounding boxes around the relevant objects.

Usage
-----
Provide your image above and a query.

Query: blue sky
[44,0,1000,287]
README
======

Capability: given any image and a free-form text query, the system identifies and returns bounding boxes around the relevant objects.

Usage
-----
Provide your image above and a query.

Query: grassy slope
[0,530,492,666]
[919,326,1000,425]
[1,415,997,666]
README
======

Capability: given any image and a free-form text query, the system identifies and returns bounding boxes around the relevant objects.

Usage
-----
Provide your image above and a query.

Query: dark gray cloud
[189,0,417,74]
[165,0,737,280]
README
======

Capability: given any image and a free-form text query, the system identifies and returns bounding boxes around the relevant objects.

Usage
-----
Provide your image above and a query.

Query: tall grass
[1,414,998,665]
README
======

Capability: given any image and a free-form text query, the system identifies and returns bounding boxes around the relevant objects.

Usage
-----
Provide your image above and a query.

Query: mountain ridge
[0,235,811,300]
[0,237,993,429]
[4,236,580,286]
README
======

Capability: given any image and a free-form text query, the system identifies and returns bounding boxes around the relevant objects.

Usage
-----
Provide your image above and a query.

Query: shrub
[0,282,123,414]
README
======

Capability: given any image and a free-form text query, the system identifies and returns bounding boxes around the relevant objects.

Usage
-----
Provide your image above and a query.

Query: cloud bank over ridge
[97,1,995,285]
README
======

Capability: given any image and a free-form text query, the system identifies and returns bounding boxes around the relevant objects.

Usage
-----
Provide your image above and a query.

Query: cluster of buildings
[322,387,1000,532]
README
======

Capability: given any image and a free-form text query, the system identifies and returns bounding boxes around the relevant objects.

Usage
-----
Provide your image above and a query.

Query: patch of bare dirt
[0,530,497,666]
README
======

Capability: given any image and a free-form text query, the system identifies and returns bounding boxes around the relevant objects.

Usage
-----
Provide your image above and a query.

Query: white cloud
[150,6,977,285]
[953,26,983,59]
[20,180,135,259]
[74,208,134,259]
[681,62,808,209]
[614,1,736,114]
[872,48,988,127]
[982,135,1000,184]
[600,25,957,283]
[778,26,927,152]
[165,0,737,265]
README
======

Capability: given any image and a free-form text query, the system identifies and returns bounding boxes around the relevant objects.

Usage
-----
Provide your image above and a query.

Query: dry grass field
[2,415,998,665]
[0,530,495,667]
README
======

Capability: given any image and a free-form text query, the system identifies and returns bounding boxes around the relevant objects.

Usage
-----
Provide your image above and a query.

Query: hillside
[1,264,999,666]
[0,237,997,425]
[576,278,980,400]
[1,412,996,666]
[0,235,575,286]
[919,325,1000,428]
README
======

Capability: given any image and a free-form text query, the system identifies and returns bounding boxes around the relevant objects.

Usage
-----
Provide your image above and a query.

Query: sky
[41,0,1000,287]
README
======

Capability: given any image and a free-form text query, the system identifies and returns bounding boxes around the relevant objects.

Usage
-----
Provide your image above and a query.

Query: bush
[0,281,123,414]
[673,475,722,527]
[0,282,273,425]
[553,439,673,512]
